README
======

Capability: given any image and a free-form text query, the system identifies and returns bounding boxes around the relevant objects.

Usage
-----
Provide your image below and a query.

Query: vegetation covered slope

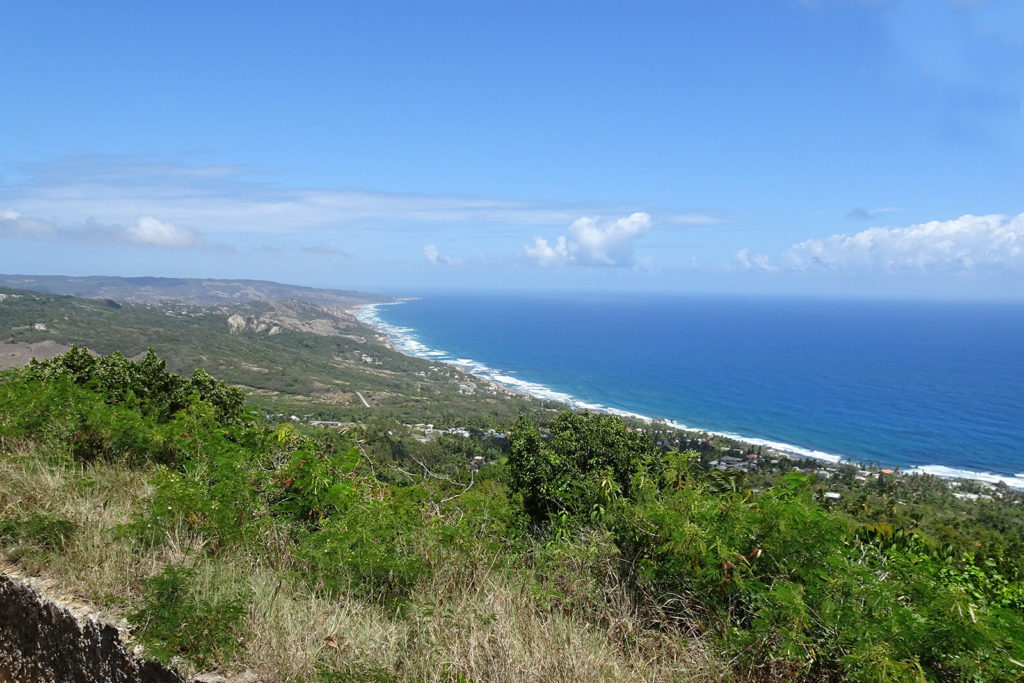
[0,273,388,307]
[0,286,560,428]
[2,349,1023,681]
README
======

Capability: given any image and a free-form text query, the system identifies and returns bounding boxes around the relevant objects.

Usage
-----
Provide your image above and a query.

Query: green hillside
[0,286,561,428]
[2,348,1023,681]
[0,273,388,306]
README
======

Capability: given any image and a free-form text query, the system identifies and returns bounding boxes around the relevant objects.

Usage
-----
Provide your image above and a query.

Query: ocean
[357,292,1024,487]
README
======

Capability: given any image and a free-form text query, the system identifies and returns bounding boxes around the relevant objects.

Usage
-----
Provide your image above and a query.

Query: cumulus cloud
[524,212,652,267]
[524,235,570,267]
[423,244,460,266]
[0,209,60,237]
[423,244,440,265]
[736,213,1024,273]
[124,216,202,248]
[1,208,205,249]
[734,248,776,272]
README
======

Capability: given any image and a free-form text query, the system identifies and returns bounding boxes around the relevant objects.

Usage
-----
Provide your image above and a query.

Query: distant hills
[0,274,391,308]
[0,277,549,427]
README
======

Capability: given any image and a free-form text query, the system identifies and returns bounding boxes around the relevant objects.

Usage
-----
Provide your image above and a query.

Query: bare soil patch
[0,340,71,370]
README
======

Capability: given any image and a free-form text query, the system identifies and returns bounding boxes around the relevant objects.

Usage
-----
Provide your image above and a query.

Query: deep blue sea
[358,293,1024,487]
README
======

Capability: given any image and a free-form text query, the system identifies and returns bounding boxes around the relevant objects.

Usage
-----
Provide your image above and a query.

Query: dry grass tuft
[0,446,155,604]
[237,540,724,682]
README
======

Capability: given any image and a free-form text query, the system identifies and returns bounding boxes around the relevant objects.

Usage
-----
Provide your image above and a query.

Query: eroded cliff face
[223,300,358,337]
[0,570,182,683]
[226,314,282,336]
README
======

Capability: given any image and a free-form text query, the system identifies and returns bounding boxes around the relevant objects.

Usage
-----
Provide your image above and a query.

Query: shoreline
[354,301,1024,490]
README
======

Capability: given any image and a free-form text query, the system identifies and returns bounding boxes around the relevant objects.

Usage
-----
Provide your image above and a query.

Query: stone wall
[0,570,183,683]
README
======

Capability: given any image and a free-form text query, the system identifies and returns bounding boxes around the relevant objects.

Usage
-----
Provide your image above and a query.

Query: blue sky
[1,0,1023,298]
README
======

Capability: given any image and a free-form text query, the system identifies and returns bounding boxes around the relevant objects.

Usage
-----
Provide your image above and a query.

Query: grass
[0,439,724,681]
[0,446,154,608]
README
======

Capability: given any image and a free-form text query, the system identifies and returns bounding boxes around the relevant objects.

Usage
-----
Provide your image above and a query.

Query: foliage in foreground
[1,349,1023,681]
[506,405,1024,680]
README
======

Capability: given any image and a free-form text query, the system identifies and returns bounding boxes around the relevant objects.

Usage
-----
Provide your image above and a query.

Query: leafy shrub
[27,346,245,425]
[1,348,250,470]
[129,564,250,668]
[293,482,430,604]
[135,420,268,550]
[270,425,361,523]
[508,412,663,524]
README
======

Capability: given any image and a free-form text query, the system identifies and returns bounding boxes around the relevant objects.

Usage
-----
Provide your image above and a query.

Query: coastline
[354,301,1024,490]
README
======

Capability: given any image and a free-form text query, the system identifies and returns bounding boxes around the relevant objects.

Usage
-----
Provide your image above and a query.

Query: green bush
[129,564,250,668]
[134,410,269,550]
[27,346,245,426]
[2,348,249,469]
[507,412,662,524]
[270,424,361,523]
[293,482,430,603]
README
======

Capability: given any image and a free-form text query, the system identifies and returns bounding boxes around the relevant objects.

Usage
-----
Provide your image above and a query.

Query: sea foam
[904,465,1024,490]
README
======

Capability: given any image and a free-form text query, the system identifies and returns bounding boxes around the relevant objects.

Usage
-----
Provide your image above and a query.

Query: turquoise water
[359,293,1024,486]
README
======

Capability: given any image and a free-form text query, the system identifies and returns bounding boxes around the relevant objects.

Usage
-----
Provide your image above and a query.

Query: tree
[508,411,663,524]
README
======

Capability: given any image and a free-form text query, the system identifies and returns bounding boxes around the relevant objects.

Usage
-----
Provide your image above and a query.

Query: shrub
[27,347,246,426]
[507,412,663,524]
[135,422,268,550]
[293,482,430,603]
[129,564,250,669]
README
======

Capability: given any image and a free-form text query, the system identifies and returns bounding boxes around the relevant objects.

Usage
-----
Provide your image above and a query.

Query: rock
[226,314,247,334]
[0,571,184,682]
[192,672,261,682]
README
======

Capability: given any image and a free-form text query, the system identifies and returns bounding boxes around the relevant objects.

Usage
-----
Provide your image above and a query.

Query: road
[355,391,370,408]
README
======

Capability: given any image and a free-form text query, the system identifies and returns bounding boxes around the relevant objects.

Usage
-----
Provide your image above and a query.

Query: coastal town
[293,413,1016,504]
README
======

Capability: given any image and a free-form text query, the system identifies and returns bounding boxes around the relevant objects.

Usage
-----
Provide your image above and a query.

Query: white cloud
[524,212,652,267]
[0,209,60,237]
[1,157,600,235]
[663,212,721,226]
[124,216,202,248]
[736,213,1024,273]
[733,248,776,272]
[1,208,205,249]
[423,244,460,266]
[2,157,716,239]
[424,244,441,265]
[524,235,571,267]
